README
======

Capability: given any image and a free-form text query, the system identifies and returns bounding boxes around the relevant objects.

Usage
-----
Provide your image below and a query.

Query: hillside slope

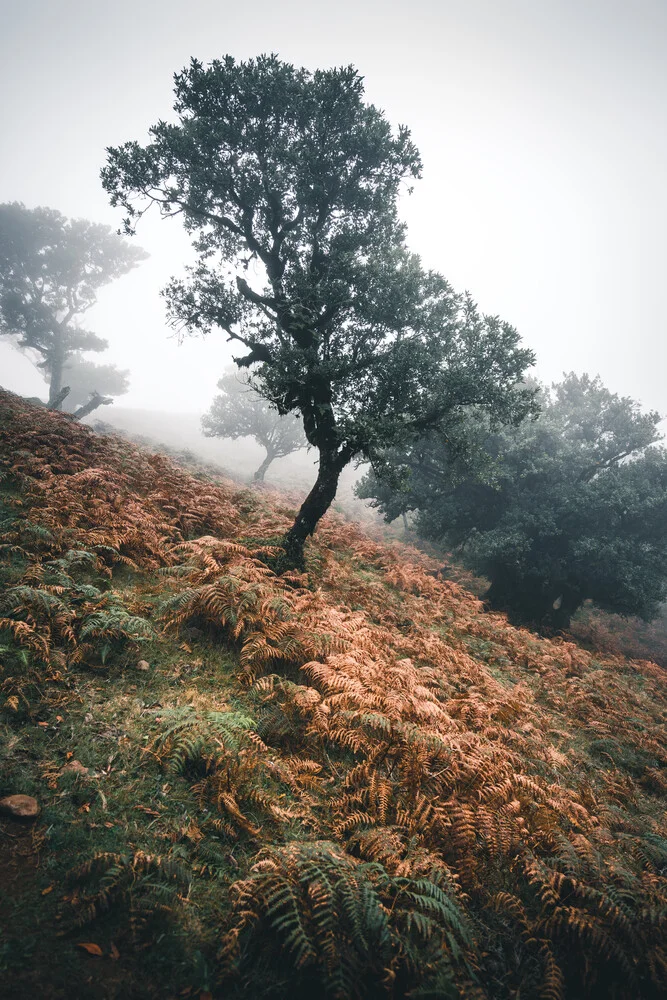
[0,389,665,1000]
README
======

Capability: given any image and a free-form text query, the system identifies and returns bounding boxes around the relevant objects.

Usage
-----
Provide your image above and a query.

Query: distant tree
[359,374,667,631]
[60,355,131,413]
[202,370,306,481]
[102,54,535,566]
[0,202,146,410]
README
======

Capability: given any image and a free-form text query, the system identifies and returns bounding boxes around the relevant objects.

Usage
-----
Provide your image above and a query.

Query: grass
[0,625,248,998]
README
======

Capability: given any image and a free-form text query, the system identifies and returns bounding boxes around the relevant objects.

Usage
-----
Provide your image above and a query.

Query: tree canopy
[102,54,535,564]
[359,373,667,630]
[202,369,306,480]
[0,202,146,408]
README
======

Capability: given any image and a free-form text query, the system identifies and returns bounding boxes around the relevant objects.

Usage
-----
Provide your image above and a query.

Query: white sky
[1,0,665,418]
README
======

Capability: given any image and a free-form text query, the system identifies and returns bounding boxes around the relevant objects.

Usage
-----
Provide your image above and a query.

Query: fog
[1,0,666,446]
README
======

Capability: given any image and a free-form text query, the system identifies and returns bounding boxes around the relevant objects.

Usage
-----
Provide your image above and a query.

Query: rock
[0,794,40,820]
[135,660,150,672]
[61,760,89,776]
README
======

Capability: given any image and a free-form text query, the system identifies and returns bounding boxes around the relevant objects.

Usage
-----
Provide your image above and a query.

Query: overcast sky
[1,0,665,419]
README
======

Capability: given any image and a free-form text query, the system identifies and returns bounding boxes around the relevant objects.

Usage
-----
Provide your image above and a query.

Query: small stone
[0,794,40,820]
[135,660,150,672]
[61,760,89,776]
[84,713,94,723]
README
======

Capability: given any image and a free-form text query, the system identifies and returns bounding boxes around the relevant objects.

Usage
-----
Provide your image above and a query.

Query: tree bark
[47,385,71,410]
[72,391,113,421]
[48,353,65,408]
[253,450,275,482]
[281,447,348,567]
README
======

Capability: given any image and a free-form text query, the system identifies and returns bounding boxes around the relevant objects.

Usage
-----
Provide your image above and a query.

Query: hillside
[0,388,665,1000]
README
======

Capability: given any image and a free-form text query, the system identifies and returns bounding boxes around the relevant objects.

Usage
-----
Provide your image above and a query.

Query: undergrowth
[0,389,665,1000]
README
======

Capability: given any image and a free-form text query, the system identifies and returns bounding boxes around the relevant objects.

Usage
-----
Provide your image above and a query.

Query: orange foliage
[1,388,666,999]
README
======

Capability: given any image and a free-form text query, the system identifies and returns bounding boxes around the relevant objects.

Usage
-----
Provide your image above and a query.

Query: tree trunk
[281,448,347,567]
[47,385,71,411]
[72,391,113,421]
[253,450,275,482]
[48,353,65,408]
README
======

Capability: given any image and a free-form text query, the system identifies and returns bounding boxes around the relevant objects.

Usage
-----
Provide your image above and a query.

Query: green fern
[66,849,191,931]
[152,706,256,775]
[221,842,473,999]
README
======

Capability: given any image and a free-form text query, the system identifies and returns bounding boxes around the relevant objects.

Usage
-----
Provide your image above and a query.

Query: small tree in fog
[359,373,667,631]
[103,55,535,565]
[202,370,306,481]
[0,203,146,409]
[60,355,130,412]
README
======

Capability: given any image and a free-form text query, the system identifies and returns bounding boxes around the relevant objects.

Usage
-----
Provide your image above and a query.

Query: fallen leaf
[37,721,49,727]
[56,715,64,723]
[41,885,53,895]
[5,696,19,712]
[77,942,103,956]
[200,993,213,1000]
[104,821,115,828]
[109,942,120,960]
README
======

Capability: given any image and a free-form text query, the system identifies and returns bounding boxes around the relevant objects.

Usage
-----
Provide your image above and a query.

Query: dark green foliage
[0,202,145,407]
[102,54,535,564]
[67,850,192,929]
[221,841,470,999]
[359,373,667,630]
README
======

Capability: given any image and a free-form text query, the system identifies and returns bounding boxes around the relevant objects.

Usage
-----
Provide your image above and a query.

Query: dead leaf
[41,885,53,895]
[109,941,120,960]
[56,715,64,723]
[200,993,212,1000]
[77,942,103,956]
[37,721,49,727]
[5,696,19,712]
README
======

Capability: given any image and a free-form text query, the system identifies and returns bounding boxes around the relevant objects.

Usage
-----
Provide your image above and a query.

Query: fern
[66,849,191,931]
[221,842,472,999]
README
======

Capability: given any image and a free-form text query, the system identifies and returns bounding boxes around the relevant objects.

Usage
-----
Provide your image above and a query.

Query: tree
[202,369,306,481]
[60,355,130,413]
[0,203,146,409]
[359,374,667,631]
[102,54,535,566]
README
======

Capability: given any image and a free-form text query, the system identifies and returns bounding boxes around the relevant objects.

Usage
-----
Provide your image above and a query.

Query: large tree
[0,203,146,408]
[102,55,535,565]
[359,374,667,630]
[202,369,306,481]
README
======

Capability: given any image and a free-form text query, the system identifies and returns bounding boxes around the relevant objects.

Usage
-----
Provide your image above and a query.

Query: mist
[2,0,666,430]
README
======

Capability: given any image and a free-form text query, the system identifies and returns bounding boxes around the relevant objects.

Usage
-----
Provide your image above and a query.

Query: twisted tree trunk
[254,448,277,482]
[281,445,350,567]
